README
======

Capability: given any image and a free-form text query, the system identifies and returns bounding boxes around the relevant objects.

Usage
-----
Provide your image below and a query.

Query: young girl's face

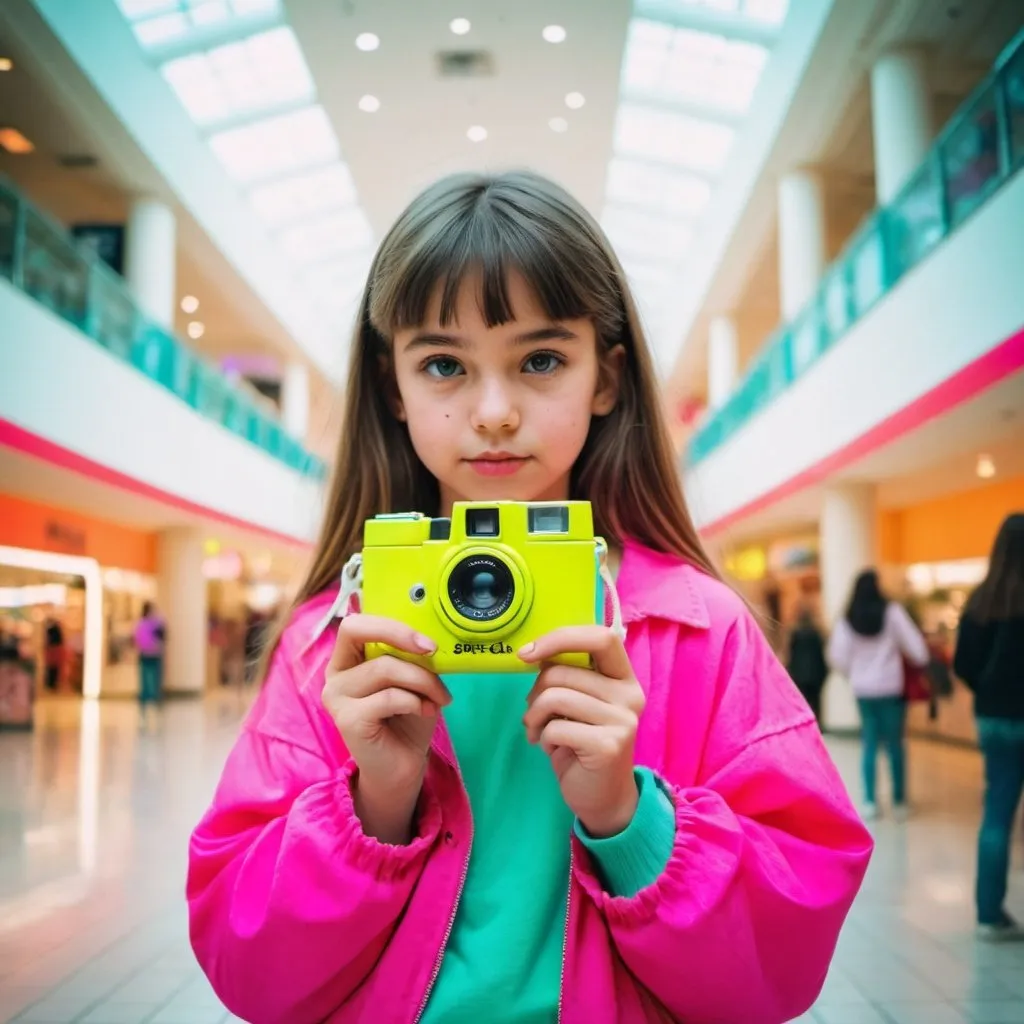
[390,272,621,515]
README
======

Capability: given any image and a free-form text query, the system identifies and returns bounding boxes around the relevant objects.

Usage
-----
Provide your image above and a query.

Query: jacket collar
[616,538,710,629]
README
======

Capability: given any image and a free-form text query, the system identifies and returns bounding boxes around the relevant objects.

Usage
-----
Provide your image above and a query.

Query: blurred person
[787,604,829,728]
[134,601,166,727]
[953,513,1024,942]
[43,616,65,692]
[829,569,929,821]
[186,171,872,1023]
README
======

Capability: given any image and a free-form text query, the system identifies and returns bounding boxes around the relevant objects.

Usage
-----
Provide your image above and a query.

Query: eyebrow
[403,325,580,352]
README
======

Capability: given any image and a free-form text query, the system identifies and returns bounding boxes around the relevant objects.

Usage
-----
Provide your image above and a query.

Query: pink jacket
[187,541,873,1023]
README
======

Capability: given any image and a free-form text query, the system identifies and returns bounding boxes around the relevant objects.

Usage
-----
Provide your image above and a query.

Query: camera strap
[311,552,363,642]
[597,542,627,642]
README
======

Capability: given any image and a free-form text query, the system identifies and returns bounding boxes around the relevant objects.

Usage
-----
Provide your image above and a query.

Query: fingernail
[519,642,535,658]
[416,633,436,654]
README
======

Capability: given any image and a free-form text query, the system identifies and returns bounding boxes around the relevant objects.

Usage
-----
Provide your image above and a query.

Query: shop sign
[44,520,87,554]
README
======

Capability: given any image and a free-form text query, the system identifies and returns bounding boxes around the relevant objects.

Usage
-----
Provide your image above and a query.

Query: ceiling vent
[436,49,495,77]
[57,154,99,169]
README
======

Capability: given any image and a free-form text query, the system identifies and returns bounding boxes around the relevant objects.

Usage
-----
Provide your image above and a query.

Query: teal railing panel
[0,178,326,481]
[688,27,1024,466]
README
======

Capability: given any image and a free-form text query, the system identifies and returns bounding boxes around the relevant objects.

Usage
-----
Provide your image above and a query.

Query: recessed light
[565,91,585,109]
[0,127,33,154]
[0,58,13,72]
[180,295,199,314]
[549,117,569,133]
[355,32,380,51]
[976,454,996,479]
[467,125,488,142]
[187,321,205,340]
[542,25,567,43]
[358,94,381,113]
[450,17,471,35]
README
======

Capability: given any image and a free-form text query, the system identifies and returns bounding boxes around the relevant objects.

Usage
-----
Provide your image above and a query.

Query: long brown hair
[263,170,719,675]
[965,513,1024,622]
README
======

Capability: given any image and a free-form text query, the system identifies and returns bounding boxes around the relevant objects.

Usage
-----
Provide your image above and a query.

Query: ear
[592,344,625,416]
[378,353,407,422]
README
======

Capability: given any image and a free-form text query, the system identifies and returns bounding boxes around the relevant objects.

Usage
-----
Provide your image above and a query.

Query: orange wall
[0,493,157,573]
[880,475,1024,564]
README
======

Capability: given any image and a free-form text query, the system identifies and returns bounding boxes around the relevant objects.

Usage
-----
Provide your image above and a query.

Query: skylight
[279,209,375,265]
[117,0,282,50]
[649,0,789,25]
[249,163,358,226]
[614,104,735,172]
[161,26,314,126]
[605,158,712,217]
[208,104,338,183]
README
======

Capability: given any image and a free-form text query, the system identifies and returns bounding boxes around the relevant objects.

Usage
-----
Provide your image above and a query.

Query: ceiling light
[0,127,34,154]
[549,117,569,133]
[187,321,206,340]
[0,58,13,72]
[467,124,488,142]
[542,24,567,43]
[565,91,585,109]
[450,17,471,35]
[976,454,996,479]
[358,94,380,113]
[180,295,200,314]
[355,32,380,51]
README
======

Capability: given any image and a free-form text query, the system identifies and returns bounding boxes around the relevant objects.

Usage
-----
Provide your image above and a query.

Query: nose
[470,375,520,434]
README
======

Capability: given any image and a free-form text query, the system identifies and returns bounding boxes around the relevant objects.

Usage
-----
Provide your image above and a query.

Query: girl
[827,570,928,821]
[187,171,873,1023]
[953,513,1024,941]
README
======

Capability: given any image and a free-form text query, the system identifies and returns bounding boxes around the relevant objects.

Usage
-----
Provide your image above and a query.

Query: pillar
[124,197,176,328]
[281,362,310,439]
[777,168,827,321]
[157,527,208,694]
[707,315,738,410]
[870,49,934,204]
[820,483,878,731]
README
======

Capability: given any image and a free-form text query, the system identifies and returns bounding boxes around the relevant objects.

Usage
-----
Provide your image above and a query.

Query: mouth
[465,452,532,477]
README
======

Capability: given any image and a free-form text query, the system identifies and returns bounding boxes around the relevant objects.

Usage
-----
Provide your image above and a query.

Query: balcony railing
[0,177,326,480]
[688,26,1024,465]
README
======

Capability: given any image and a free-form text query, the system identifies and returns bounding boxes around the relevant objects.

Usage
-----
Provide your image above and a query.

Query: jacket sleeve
[186,640,442,1024]
[572,610,873,1024]
[890,603,929,666]
[826,617,853,675]
[952,615,986,690]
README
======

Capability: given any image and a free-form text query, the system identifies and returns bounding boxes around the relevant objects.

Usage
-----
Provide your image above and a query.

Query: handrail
[687,26,1024,466]
[0,176,327,481]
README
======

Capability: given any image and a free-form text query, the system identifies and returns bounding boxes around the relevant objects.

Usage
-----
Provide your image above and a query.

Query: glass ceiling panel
[650,0,789,25]
[117,0,282,49]
[161,26,314,127]
[279,209,375,265]
[605,158,712,217]
[602,206,693,262]
[249,163,358,227]
[614,103,735,172]
[208,104,339,183]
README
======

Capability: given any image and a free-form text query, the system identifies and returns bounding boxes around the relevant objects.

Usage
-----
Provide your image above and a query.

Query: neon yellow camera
[360,501,606,673]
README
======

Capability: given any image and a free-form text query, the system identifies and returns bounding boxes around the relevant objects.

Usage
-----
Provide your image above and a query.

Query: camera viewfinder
[466,507,500,537]
[528,505,569,534]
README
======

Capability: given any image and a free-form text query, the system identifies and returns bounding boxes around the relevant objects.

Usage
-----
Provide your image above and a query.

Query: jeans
[139,656,163,707]
[976,717,1024,925]
[858,696,906,805]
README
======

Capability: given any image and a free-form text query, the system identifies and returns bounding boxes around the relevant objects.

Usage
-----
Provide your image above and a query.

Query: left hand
[520,627,645,838]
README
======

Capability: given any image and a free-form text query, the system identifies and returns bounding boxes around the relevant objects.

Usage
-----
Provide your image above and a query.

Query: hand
[520,627,645,838]
[323,614,451,843]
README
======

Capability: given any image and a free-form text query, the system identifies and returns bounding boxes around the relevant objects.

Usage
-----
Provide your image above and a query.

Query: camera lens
[447,554,515,622]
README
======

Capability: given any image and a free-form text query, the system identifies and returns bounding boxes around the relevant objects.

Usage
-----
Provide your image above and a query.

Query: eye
[424,356,465,379]
[523,351,564,374]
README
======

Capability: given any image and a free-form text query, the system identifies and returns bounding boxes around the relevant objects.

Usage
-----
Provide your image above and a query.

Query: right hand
[323,615,450,841]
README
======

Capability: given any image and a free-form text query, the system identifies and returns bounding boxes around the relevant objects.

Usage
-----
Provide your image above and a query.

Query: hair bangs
[368,175,613,341]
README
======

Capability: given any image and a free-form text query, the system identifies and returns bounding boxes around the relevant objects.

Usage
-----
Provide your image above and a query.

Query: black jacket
[787,624,829,692]
[953,614,1024,720]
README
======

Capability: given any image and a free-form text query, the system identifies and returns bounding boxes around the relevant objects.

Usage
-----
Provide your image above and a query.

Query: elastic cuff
[574,767,675,897]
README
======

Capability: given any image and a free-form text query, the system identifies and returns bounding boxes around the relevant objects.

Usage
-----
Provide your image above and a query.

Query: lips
[465,452,531,476]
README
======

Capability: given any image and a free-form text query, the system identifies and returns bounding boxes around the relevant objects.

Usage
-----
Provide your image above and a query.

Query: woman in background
[828,570,928,821]
[787,604,829,728]
[954,513,1024,942]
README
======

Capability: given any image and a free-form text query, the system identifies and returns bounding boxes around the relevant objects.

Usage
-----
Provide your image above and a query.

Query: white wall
[685,171,1024,529]
[0,281,323,543]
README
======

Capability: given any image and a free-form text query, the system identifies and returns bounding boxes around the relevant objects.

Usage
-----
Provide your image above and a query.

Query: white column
[281,362,310,439]
[777,168,827,321]
[157,528,208,695]
[870,49,934,204]
[124,197,176,328]
[820,483,878,731]
[707,315,739,410]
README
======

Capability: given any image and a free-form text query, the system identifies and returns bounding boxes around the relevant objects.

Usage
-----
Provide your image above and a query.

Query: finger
[360,686,437,722]
[537,718,618,759]
[523,687,627,744]
[330,655,452,705]
[519,626,631,680]
[329,614,437,672]
[526,663,623,707]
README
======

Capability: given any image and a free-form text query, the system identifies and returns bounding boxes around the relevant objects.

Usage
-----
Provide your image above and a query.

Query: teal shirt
[420,674,677,1023]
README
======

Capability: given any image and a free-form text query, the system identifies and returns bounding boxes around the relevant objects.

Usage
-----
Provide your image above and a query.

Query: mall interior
[0,0,1023,1021]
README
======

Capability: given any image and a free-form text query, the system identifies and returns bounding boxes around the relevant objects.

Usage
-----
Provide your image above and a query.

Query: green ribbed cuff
[574,767,676,898]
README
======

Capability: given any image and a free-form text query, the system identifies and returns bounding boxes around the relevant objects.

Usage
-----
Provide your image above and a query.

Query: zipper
[412,756,473,1024]
[556,847,574,1024]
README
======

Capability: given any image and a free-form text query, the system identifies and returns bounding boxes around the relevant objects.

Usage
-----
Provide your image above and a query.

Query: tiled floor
[1,693,1022,1024]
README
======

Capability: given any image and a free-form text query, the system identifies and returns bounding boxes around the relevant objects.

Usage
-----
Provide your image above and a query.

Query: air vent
[436,49,495,77]
[58,154,99,169]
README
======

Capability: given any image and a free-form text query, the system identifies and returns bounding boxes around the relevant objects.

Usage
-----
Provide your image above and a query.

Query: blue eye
[424,356,464,378]
[524,352,563,374]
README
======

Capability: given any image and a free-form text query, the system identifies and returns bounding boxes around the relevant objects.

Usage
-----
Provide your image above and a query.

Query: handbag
[902,657,931,703]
